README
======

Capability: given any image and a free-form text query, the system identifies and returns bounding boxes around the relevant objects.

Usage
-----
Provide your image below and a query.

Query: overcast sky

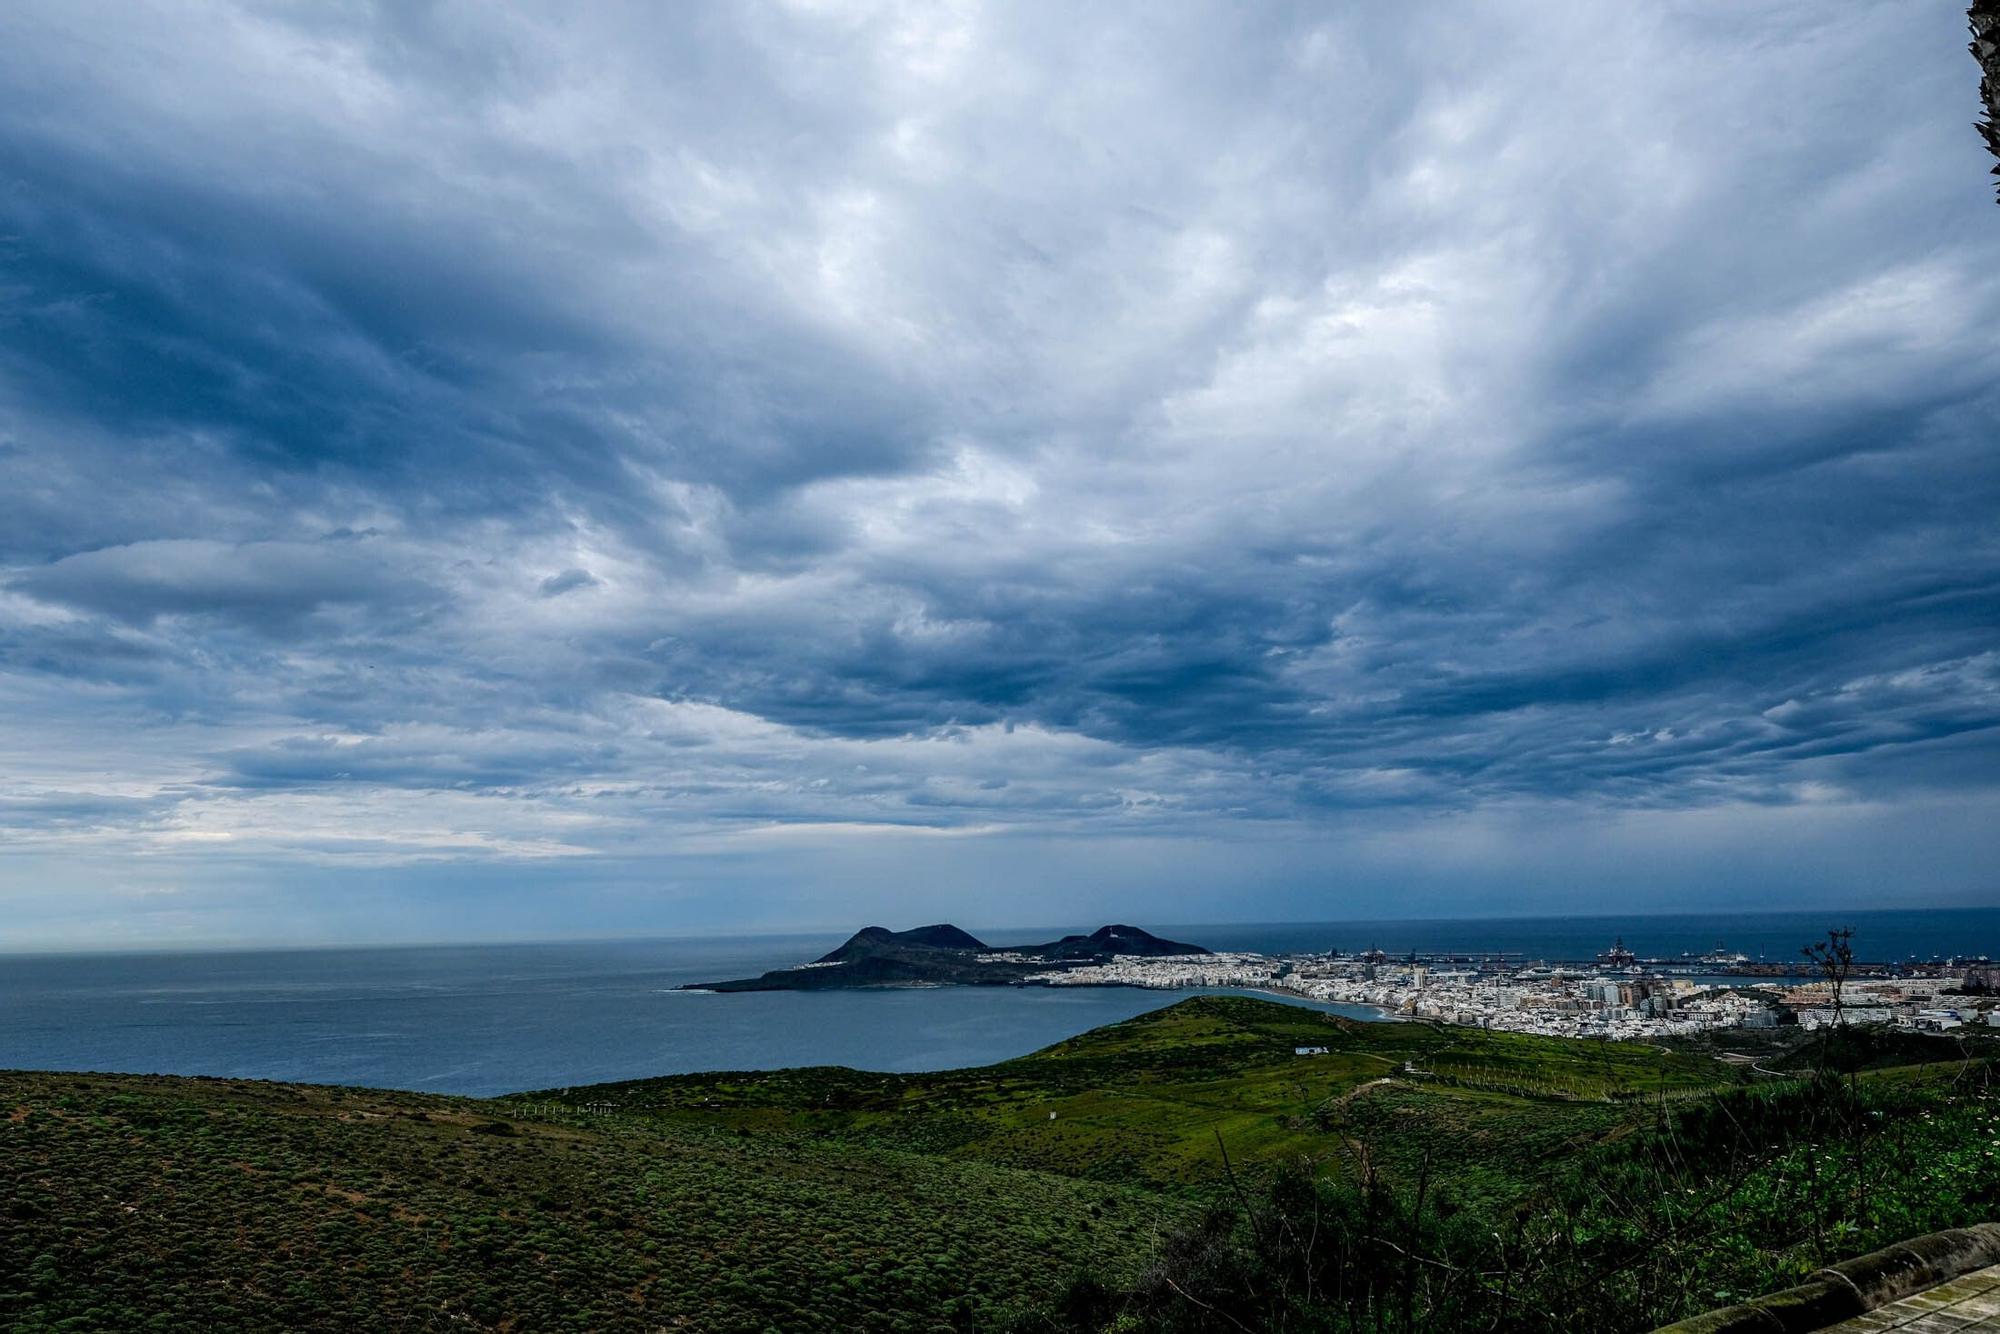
[1,2,1995,948]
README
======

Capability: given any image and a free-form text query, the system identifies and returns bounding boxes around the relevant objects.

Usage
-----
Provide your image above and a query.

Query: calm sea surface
[1159,908,2000,966]
[2,908,1992,1097]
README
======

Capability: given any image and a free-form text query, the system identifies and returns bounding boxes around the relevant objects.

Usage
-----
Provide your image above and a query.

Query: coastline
[1233,982,1404,1023]
[675,974,1403,1023]
[1039,978,1402,1024]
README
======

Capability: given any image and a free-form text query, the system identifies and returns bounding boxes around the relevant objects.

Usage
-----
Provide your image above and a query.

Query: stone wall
[1654,1222,2000,1333]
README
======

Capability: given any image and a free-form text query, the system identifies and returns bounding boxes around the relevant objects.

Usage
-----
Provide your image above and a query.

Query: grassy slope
[18,997,1955,1333]
[0,1071,1184,1334]
[528,997,1741,1197]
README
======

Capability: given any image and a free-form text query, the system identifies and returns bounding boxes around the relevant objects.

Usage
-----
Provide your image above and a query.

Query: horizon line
[5,901,1997,959]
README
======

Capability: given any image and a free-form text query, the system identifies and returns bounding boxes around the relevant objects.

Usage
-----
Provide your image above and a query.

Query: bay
[3,906,1991,1097]
[0,934,1377,1096]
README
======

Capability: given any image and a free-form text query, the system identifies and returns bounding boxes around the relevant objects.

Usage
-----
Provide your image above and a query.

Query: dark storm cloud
[211,730,618,792]
[11,539,435,631]
[0,0,1995,940]
[538,568,600,597]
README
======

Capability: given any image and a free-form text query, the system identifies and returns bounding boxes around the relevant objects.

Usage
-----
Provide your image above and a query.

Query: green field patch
[537,997,1742,1193]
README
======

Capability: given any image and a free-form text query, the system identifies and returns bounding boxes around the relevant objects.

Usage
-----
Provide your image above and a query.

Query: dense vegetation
[5,995,1995,1331]
[1014,1013,2000,1333]
[1017,1071,2000,1333]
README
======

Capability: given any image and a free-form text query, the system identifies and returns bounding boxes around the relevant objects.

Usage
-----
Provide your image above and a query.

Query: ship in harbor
[1595,936,1638,968]
[1679,941,1751,966]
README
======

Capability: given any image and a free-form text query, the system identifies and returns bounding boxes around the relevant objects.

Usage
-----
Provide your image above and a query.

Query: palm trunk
[1975,2,2000,201]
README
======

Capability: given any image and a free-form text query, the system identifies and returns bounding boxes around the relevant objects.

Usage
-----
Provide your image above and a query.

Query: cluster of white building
[1275,961,1785,1039]
[1040,952,1282,990]
[1784,977,1993,1032]
[1040,949,1999,1042]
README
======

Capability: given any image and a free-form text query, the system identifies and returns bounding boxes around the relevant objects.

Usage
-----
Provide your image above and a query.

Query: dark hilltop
[683,923,1210,992]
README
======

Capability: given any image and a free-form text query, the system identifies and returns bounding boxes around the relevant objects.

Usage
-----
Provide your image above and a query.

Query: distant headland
[682,923,1211,992]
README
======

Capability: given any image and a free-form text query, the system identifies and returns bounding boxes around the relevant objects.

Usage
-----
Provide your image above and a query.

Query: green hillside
[0,1070,1182,1333]
[5,996,1994,1333]
[526,996,1739,1193]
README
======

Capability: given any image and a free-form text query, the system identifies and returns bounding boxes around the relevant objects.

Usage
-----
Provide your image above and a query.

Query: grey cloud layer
[0,1,1995,936]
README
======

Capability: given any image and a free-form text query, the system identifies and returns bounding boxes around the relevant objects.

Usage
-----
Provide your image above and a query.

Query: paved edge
[1653,1223,2000,1333]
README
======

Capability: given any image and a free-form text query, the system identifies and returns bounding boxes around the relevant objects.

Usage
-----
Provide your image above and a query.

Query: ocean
[1146,907,2000,966]
[2,908,1992,1097]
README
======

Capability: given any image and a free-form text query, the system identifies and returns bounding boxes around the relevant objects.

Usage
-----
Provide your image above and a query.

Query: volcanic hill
[683,922,1210,991]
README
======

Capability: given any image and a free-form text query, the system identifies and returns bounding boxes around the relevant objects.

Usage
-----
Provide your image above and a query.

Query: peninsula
[682,922,1210,991]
